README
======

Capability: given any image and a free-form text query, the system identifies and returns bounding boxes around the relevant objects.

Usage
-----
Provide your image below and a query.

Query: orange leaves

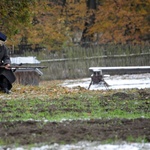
[0,80,87,101]
[4,0,150,47]
[94,0,150,44]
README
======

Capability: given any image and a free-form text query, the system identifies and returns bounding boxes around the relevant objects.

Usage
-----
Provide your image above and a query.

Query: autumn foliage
[0,0,150,49]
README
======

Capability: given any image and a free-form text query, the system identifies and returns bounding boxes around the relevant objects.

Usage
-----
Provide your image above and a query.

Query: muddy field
[0,118,150,147]
[0,88,150,148]
[0,76,150,149]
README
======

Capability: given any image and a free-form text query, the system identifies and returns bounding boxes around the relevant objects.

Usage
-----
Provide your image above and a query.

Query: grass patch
[0,84,150,122]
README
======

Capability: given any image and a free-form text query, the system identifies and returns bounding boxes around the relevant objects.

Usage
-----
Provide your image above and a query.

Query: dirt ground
[0,118,150,146]
[0,87,150,147]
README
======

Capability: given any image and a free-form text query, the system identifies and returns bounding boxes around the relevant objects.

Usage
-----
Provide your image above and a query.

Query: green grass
[0,92,149,122]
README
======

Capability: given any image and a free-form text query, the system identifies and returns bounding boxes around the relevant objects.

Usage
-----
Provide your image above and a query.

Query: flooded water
[2,142,150,150]
[61,73,150,90]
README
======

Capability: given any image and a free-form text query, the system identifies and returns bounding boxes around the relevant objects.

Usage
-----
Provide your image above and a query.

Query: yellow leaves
[94,0,150,44]
[2,80,89,101]
[4,0,150,47]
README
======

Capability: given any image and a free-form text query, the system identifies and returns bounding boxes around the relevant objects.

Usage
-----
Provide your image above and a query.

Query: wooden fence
[40,53,150,80]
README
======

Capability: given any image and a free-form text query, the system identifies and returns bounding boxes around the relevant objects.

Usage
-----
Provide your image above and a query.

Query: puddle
[2,142,150,150]
[61,73,150,90]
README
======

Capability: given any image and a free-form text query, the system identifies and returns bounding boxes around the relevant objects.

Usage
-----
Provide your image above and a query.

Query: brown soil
[0,86,150,147]
[0,118,150,146]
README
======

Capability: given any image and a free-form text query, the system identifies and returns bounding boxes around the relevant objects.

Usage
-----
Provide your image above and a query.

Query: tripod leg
[103,80,109,90]
[103,80,109,87]
[88,82,92,90]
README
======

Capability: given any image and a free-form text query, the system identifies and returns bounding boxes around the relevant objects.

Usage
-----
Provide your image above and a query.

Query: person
[0,32,16,94]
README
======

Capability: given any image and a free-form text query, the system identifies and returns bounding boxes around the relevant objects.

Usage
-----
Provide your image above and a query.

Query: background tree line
[0,0,150,52]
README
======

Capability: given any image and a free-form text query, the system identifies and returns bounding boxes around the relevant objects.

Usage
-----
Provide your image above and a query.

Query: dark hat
[0,32,7,41]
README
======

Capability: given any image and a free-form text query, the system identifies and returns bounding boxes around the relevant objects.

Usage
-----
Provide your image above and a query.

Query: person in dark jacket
[0,32,16,94]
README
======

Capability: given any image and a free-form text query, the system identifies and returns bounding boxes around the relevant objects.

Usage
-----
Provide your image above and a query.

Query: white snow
[89,66,150,70]
[10,56,40,64]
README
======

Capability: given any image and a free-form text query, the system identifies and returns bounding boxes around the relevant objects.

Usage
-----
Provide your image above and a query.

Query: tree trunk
[80,0,96,47]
